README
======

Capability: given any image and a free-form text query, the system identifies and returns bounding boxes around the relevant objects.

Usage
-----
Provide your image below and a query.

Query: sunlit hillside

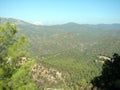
[1,18,120,90]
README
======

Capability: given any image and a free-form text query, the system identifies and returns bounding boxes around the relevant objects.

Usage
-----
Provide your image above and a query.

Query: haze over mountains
[1,0,120,89]
[1,17,120,89]
[1,17,120,57]
[1,17,120,26]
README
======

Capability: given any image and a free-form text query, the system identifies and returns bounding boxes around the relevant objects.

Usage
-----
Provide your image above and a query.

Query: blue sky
[0,0,120,25]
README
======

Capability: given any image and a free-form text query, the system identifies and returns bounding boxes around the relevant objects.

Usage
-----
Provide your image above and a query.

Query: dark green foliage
[92,53,120,90]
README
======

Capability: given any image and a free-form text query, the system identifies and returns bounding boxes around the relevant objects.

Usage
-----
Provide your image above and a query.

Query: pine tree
[0,21,36,90]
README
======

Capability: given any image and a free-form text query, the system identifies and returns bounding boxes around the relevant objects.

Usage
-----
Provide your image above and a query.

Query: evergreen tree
[0,21,36,90]
[92,53,120,90]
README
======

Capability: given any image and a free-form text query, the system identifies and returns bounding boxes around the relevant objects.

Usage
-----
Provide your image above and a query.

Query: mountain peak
[63,22,79,25]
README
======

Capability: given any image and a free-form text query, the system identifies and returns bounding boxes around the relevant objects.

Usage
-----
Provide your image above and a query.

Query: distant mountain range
[1,17,120,90]
[1,17,120,56]
[1,17,120,29]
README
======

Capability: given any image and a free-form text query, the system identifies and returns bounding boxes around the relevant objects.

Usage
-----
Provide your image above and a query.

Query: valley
[1,18,120,90]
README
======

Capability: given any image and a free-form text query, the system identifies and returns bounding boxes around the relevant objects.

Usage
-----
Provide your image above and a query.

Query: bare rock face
[95,55,112,63]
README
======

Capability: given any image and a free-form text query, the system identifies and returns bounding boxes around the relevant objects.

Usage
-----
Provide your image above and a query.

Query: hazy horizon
[0,0,120,25]
[1,17,120,26]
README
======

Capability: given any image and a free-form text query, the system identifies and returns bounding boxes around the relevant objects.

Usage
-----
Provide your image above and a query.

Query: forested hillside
[0,18,120,90]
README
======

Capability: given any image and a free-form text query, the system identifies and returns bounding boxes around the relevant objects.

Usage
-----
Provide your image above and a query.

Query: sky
[0,0,120,25]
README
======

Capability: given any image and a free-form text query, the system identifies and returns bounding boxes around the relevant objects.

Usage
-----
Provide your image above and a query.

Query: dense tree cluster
[92,53,120,90]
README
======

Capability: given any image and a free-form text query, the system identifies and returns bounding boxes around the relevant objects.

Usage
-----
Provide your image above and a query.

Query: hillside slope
[1,17,120,56]
[1,17,120,89]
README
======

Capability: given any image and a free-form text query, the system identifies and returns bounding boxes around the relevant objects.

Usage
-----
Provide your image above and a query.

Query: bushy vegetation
[39,51,102,89]
[0,21,36,90]
[1,18,120,90]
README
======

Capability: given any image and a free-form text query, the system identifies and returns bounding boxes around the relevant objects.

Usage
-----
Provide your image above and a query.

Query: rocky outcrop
[31,63,65,88]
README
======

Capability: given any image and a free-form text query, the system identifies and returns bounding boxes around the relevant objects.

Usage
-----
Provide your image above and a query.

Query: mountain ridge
[1,17,120,27]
